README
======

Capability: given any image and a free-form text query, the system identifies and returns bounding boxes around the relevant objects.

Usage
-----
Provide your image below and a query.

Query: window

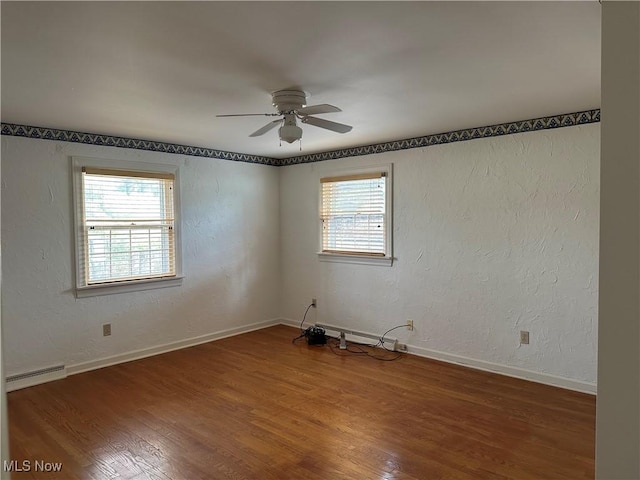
[73,158,182,297]
[319,165,393,266]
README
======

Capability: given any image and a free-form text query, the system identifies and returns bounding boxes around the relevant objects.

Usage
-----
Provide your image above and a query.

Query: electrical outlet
[406,319,414,331]
[396,343,408,352]
[311,298,317,307]
[520,330,529,345]
[103,323,111,337]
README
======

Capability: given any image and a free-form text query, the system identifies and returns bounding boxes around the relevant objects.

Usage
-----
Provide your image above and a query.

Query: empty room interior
[1,2,639,479]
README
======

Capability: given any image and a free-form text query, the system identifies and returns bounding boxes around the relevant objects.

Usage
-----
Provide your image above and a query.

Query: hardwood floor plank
[8,325,595,479]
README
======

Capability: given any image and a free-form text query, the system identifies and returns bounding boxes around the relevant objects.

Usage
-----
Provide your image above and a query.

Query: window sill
[317,252,394,267]
[76,276,184,298]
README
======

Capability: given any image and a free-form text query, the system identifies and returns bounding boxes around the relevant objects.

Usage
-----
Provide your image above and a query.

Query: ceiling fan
[217,89,352,144]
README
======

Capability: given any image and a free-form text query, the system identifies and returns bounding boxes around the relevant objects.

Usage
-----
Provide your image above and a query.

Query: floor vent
[6,364,67,391]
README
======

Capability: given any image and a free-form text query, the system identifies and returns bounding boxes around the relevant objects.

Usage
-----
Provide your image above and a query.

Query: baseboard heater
[6,364,67,392]
[315,323,399,351]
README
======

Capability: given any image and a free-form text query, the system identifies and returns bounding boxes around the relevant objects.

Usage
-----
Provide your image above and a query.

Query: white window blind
[80,167,176,285]
[321,172,387,256]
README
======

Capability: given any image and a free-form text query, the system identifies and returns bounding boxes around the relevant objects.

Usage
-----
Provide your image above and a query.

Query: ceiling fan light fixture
[279,124,303,144]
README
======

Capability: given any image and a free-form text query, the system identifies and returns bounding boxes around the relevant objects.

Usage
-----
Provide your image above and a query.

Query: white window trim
[71,156,183,297]
[317,163,393,267]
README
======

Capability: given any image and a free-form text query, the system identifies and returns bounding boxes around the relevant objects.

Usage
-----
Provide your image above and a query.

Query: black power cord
[299,303,314,332]
[292,302,315,344]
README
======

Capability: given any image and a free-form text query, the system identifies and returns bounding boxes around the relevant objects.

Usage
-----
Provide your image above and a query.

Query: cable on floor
[326,336,403,361]
[293,312,408,361]
[325,323,409,361]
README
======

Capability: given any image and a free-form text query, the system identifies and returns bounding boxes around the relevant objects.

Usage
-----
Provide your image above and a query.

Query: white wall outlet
[520,330,529,345]
[103,323,111,337]
[311,298,317,307]
[407,319,414,331]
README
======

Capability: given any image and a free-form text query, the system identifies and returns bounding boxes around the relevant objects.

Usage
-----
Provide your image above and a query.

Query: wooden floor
[8,325,595,479]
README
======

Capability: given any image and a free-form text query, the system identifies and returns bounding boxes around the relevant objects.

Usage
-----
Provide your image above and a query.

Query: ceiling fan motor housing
[272,89,307,113]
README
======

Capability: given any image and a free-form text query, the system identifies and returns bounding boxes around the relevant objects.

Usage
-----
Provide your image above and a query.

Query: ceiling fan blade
[296,104,342,116]
[249,119,281,137]
[302,116,352,134]
[217,113,279,117]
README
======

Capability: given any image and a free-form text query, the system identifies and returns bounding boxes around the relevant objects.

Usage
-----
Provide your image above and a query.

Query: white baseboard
[7,319,596,396]
[66,318,282,377]
[280,318,302,329]
[406,344,597,395]
[279,318,596,395]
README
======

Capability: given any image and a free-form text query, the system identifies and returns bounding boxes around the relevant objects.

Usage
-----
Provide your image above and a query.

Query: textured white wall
[1,136,281,375]
[280,124,600,385]
[1,124,600,387]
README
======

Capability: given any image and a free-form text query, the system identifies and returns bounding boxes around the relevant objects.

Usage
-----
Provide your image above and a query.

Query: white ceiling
[1,1,601,159]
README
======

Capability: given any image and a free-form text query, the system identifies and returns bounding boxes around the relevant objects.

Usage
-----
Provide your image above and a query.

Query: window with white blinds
[72,158,182,296]
[321,171,389,256]
[80,167,176,285]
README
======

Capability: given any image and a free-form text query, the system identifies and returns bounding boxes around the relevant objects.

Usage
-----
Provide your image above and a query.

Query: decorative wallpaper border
[1,108,599,167]
[280,109,601,165]
[0,123,279,166]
